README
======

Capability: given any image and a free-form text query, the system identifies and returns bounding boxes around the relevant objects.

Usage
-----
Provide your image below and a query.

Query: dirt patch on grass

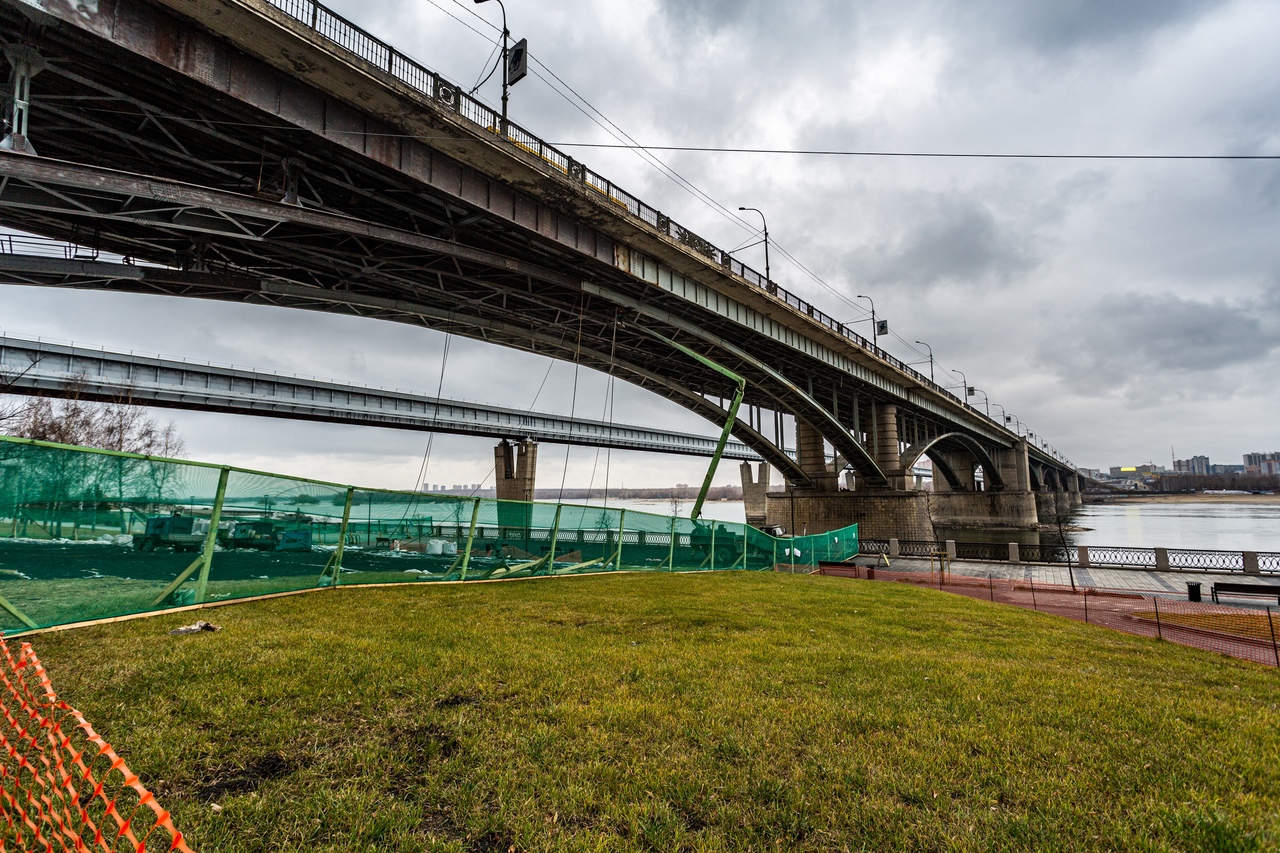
[391,723,461,762]
[435,693,480,709]
[195,752,297,801]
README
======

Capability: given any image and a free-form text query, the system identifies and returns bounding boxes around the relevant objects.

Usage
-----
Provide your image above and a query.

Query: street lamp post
[974,388,990,417]
[737,207,770,288]
[953,369,968,401]
[474,0,510,131]
[857,294,877,349]
[914,340,934,383]
[993,403,1007,425]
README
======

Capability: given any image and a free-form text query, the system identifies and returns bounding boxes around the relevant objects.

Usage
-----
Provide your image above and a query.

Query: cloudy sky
[4,0,1279,489]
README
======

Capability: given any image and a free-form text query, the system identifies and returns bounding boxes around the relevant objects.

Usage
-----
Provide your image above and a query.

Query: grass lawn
[19,572,1280,852]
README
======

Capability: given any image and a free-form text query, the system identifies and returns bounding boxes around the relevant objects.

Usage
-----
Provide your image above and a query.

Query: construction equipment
[224,520,313,552]
[133,513,208,553]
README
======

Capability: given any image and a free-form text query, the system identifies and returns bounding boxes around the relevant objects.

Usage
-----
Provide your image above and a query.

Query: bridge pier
[796,420,839,492]
[1066,473,1083,509]
[764,405,934,539]
[928,491,1039,530]
[494,439,537,551]
[764,490,934,541]
[494,439,538,503]
[1034,488,1068,522]
[740,462,770,528]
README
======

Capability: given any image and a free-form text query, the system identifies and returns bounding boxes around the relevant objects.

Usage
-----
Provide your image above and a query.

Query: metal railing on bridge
[251,0,1067,464]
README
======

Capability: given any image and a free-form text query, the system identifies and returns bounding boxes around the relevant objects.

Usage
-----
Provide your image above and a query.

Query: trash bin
[1186,582,1201,602]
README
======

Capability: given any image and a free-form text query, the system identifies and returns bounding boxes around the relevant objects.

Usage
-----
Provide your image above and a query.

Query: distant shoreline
[1091,493,1280,505]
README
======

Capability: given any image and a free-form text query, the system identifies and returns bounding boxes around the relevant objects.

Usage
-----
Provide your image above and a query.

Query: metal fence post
[1030,578,1037,611]
[614,510,626,570]
[709,524,716,570]
[1083,590,1089,624]
[1153,596,1163,640]
[989,574,994,601]
[323,486,355,586]
[545,504,563,572]
[458,499,481,581]
[1268,607,1279,667]
[667,517,677,571]
[195,467,230,603]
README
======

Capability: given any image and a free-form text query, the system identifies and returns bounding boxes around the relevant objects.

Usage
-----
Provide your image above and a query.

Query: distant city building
[1210,464,1245,475]
[1109,464,1165,480]
[1173,455,1210,476]
[1077,467,1102,480]
[1244,452,1280,476]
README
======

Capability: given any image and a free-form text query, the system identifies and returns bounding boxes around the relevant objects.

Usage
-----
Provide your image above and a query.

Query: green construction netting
[0,437,857,632]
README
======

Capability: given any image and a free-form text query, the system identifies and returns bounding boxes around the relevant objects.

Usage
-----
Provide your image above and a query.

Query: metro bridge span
[0,0,1081,535]
[0,332,763,461]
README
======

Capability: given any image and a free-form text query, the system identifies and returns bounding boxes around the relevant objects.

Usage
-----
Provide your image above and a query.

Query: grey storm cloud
[844,194,1038,291]
[1039,289,1280,398]
[6,0,1280,479]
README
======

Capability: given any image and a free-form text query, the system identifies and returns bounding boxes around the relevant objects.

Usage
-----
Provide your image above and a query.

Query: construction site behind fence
[0,436,857,633]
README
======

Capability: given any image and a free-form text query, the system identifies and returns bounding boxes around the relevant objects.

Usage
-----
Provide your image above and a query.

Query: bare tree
[4,375,185,457]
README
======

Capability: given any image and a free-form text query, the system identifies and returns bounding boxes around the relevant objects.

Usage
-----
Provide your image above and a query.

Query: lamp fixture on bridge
[737,207,770,288]
[856,294,878,349]
[914,340,934,383]
[473,0,525,131]
[973,388,991,417]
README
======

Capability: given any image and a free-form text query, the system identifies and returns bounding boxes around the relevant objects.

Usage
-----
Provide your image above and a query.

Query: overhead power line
[547,143,1280,161]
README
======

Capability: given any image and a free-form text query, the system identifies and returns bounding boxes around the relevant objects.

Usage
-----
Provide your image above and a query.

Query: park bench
[1210,581,1280,605]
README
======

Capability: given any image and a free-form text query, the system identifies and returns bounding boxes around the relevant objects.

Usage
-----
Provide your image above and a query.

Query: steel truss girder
[0,153,580,287]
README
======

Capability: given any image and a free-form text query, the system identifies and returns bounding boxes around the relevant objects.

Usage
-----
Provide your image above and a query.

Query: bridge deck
[0,334,762,459]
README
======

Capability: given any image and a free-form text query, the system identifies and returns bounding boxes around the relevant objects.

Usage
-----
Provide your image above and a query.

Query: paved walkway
[863,556,1253,598]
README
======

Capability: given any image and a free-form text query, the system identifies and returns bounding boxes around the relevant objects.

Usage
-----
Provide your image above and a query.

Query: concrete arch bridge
[0,0,1081,537]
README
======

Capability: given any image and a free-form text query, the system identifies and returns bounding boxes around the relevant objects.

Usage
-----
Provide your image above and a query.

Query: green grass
[20,573,1280,852]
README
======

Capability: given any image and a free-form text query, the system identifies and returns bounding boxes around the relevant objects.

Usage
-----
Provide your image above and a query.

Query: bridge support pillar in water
[494,439,537,549]
[740,461,770,528]
[495,439,538,502]
[1035,488,1069,522]
[1066,474,1083,509]
[927,491,1039,530]
[763,489,935,541]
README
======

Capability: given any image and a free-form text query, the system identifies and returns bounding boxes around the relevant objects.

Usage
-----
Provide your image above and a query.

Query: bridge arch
[899,432,1007,491]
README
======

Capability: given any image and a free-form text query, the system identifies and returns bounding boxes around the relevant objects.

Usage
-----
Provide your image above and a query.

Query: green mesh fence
[0,437,857,632]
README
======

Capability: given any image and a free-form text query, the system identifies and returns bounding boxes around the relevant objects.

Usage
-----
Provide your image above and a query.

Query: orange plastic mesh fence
[0,637,193,853]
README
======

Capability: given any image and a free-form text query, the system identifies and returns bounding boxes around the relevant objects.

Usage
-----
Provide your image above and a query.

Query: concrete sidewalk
[860,555,1255,598]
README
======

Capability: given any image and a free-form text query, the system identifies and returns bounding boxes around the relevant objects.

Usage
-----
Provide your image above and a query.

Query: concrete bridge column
[494,439,538,503]
[998,440,1032,492]
[932,448,978,492]
[495,438,538,551]
[1034,490,1055,522]
[795,419,838,491]
[1066,473,1083,509]
[740,461,770,527]
[874,404,907,490]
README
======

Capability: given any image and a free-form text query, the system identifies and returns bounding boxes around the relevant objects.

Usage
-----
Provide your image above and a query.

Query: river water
[582,498,1280,552]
